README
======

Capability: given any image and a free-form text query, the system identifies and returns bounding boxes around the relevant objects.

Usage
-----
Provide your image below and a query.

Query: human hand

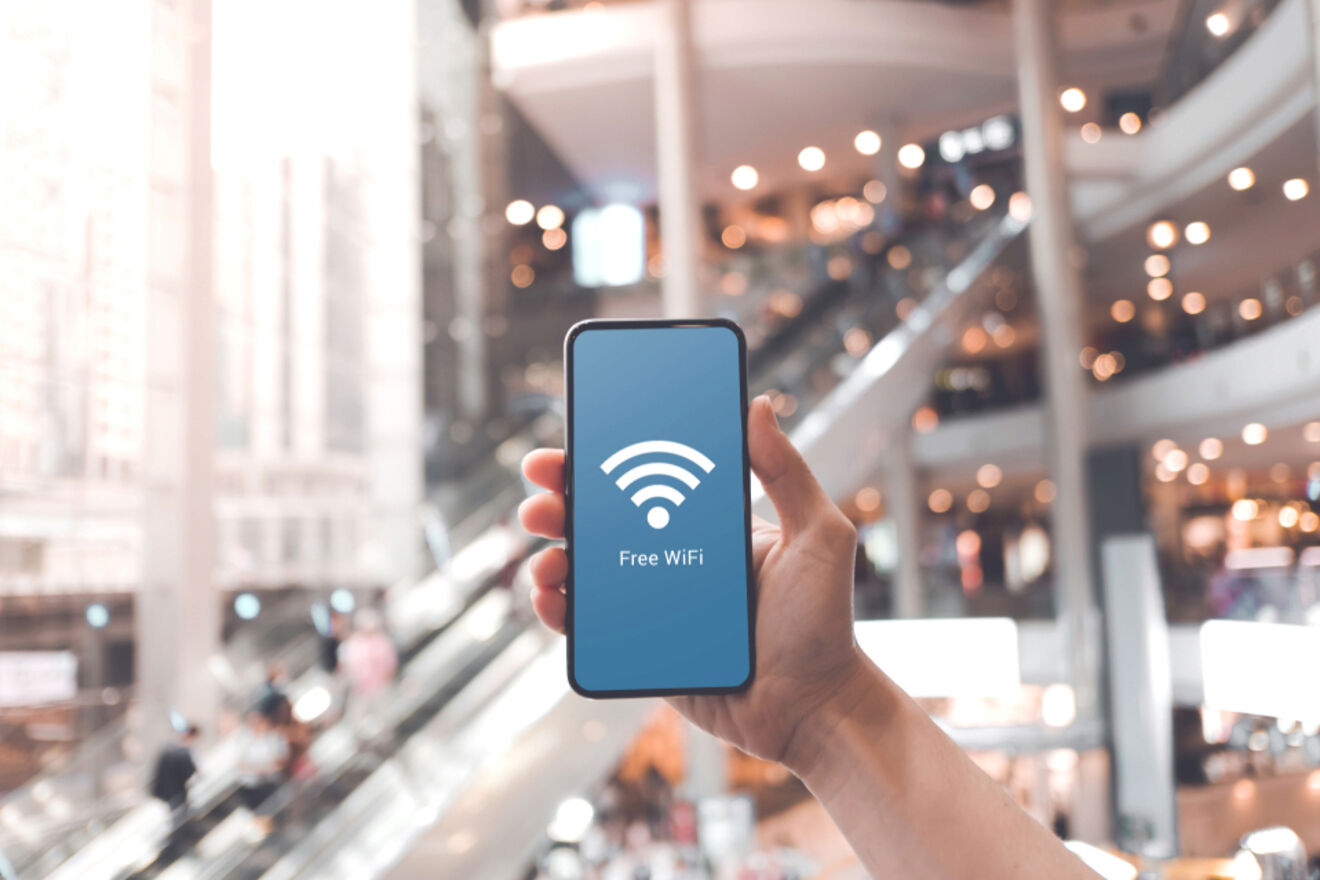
[518,395,867,769]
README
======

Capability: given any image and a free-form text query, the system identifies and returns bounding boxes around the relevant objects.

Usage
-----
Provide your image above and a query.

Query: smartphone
[564,318,755,698]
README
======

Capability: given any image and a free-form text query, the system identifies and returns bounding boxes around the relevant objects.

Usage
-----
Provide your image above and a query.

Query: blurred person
[252,662,292,725]
[312,604,345,675]
[519,395,1100,880]
[339,608,399,745]
[235,711,287,831]
[149,724,200,855]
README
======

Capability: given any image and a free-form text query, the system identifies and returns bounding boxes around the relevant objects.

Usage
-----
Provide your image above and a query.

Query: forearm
[784,654,1097,880]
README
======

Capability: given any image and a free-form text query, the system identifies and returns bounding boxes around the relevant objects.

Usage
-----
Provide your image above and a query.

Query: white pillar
[884,429,925,618]
[1308,0,1320,179]
[1010,0,1100,714]
[653,0,704,318]
[364,0,424,587]
[872,118,904,231]
[138,0,220,736]
[682,723,727,800]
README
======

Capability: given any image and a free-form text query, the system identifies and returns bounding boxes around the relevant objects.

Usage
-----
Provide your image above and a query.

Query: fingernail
[758,395,779,430]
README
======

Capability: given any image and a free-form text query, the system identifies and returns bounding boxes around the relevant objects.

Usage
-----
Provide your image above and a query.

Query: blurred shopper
[150,724,200,854]
[235,711,288,830]
[519,396,1100,880]
[251,662,292,726]
[339,608,399,745]
[317,609,347,675]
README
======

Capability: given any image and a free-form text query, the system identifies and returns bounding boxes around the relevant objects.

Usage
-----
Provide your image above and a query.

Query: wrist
[780,648,903,786]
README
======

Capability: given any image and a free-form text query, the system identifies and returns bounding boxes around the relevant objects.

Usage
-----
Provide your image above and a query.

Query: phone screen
[566,321,754,697]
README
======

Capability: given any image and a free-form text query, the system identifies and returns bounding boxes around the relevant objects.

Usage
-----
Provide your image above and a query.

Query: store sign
[0,652,78,707]
[1201,620,1320,720]
[854,618,1020,698]
[571,204,645,288]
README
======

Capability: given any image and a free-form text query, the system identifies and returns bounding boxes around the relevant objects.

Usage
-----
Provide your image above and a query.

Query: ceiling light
[1242,422,1267,445]
[1147,278,1173,301]
[1144,254,1170,277]
[720,225,746,249]
[1185,221,1210,244]
[1080,122,1101,144]
[505,199,534,225]
[1008,191,1032,222]
[898,143,926,169]
[938,131,965,163]
[854,130,882,156]
[1164,448,1189,472]
[1231,498,1258,521]
[1111,299,1135,323]
[1059,87,1086,113]
[542,227,567,250]
[1155,463,1176,482]
[976,464,1002,489]
[928,488,953,514]
[1239,298,1262,320]
[1182,291,1206,315]
[1034,479,1056,504]
[982,116,1015,151]
[1227,167,1255,191]
[1187,463,1210,486]
[1206,12,1230,36]
[912,406,939,433]
[536,204,565,230]
[966,489,991,513]
[1283,178,1309,201]
[797,146,825,172]
[855,487,882,513]
[1147,220,1177,249]
[1118,112,1142,135]
[730,165,759,191]
[969,184,995,210]
[863,179,887,203]
[1304,421,1320,443]
[1199,437,1223,460]
[1152,438,1177,461]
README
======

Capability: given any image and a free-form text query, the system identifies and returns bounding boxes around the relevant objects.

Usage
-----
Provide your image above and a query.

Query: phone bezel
[562,317,757,699]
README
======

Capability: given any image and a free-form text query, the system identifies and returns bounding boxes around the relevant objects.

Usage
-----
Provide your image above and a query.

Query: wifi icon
[600,440,716,529]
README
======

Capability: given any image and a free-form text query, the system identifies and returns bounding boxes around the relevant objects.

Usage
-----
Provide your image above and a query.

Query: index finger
[522,448,565,493]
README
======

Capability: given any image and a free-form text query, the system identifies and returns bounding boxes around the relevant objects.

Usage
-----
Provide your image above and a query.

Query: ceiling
[492,0,1178,204]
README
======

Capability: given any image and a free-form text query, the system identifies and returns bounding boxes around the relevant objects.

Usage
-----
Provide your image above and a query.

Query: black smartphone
[563,318,756,698]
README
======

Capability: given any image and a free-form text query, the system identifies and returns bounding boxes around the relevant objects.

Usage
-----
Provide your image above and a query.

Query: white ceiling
[492,0,1178,204]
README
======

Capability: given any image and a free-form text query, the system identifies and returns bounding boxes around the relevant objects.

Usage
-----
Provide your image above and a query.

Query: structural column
[1308,0,1320,179]
[138,0,220,738]
[871,118,904,233]
[653,0,704,318]
[884,428,925,618]
[1010,0,1100,714]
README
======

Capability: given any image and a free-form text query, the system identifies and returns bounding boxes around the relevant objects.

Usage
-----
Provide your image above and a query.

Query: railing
[1155,0,1284,108]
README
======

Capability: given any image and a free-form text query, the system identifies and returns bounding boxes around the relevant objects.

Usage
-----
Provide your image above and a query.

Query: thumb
[747,395,832,538]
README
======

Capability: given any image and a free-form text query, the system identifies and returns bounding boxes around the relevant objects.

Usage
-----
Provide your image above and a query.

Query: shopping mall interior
[2,0,1320,876]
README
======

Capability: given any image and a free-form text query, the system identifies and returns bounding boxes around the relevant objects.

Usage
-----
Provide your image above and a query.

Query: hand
[518,395,867,769]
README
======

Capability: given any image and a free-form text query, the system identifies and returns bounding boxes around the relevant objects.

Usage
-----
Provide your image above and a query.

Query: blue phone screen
[569,324,753,694]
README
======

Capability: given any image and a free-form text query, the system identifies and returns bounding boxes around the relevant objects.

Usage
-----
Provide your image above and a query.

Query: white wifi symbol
[600,440,716,529]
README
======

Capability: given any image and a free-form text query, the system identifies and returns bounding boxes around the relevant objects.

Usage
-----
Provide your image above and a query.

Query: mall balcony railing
[913,236,1320,427]
[1155,0,1284,108]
